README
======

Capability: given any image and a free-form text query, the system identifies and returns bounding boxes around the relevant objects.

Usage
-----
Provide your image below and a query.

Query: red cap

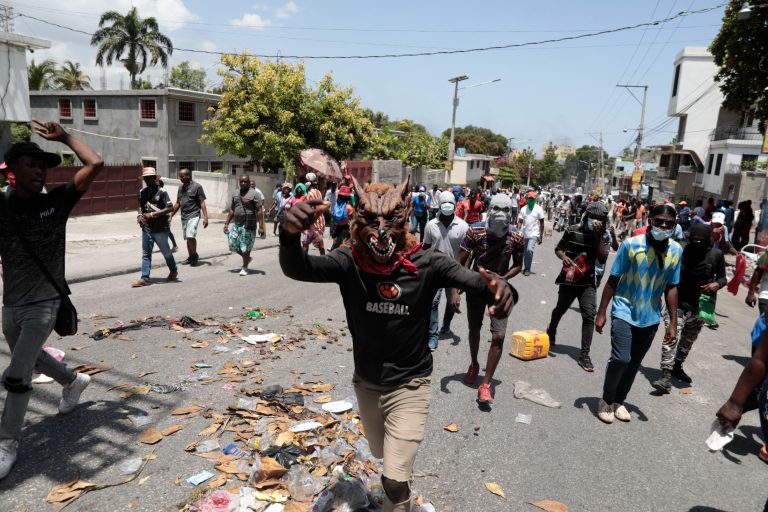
[338,185,352,197]
[526,191,537,199]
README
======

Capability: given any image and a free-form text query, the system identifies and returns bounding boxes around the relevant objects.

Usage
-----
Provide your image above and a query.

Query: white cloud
[198,40,217,53]
[231,13,272,29]
[275,1,300,19]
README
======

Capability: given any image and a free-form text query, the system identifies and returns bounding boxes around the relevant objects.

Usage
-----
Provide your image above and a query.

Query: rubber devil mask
[487,194,513,237]
[349,175,417,265]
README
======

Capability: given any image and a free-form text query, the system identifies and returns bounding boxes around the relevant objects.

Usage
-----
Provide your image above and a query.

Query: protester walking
[170,168,208,266]
[422,191,468,351]
[302,173,326,255]
[330,186,354,251]
[133,167,178,287]
[225,175,265,276]
[457,194,524,403]
[652,224,726,393]
[517,191,545,276]
[158,178,178,252]
[411,186,430,242]
[0,120,104,479]
[546,202,611,372]
[732,200,754,251]
[428,184,441,220]
[595,204,682,423]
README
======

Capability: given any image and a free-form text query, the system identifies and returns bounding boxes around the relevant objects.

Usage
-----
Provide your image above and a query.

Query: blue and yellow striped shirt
[610,235,682,327]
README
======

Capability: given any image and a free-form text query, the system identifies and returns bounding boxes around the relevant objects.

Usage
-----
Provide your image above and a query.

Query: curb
[68,241,280,285]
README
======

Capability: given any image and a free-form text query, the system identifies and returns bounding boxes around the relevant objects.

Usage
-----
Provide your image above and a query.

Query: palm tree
[54,61,92,90]
[90,7,173,89]
[28,59,57,90]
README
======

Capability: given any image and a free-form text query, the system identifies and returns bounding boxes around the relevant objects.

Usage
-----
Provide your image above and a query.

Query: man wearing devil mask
[280,175,517,512]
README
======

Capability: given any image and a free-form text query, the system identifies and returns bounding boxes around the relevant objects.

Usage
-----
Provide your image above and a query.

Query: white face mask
[440,203,455,216]
[650,226,673,241]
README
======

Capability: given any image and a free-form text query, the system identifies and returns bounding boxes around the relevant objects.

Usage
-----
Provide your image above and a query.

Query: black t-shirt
[139,186,172,232]
[280,235,505,387]
[176,181,206,221]
[678,247,727,313]
[554,224,610,287]
[0,181,83,306]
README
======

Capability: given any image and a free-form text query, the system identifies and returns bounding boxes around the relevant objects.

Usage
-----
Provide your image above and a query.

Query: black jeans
[331,224,350,251]
[414,213,428,243]
[547,284,596,356]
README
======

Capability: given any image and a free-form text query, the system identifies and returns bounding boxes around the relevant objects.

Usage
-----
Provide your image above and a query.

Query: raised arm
[33,120,103,193]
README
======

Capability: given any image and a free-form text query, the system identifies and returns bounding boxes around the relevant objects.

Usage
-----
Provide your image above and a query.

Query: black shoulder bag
[3,191,78,336]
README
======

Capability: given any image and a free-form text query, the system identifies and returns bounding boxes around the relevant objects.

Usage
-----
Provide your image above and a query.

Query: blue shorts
[182,216,200,240]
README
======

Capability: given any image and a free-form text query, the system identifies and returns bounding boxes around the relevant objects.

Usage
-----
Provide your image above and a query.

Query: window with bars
[140,99,157,120]
[83,98,97,119]
[142,159,158,170]
[210,161,224,172]
[58,99,72,118]
[714,154,723,176]
[178,101,196,122]
[178,161,196,172]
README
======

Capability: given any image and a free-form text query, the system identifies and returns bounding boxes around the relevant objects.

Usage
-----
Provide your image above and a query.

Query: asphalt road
[0,231,765,512]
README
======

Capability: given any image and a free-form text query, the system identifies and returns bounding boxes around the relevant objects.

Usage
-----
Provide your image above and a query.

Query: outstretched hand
[283,199,330,236]
[479,267,513,318]
[32,119,67,141]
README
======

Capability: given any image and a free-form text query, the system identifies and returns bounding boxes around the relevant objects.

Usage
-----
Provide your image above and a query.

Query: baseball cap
[4,142,61,168]
[586,201,608,218]
[526,191,537,199]
[338,185,352,197]
[282,182,293,189]
[418,185,426,192]
[711,212,726,225]
[438,191,455,205]
[142,167,157,177]
[679,200,688,206]
[305,172,317,183]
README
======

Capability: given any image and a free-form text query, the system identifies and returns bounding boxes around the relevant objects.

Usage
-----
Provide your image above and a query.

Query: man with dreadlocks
[279,175,517,512]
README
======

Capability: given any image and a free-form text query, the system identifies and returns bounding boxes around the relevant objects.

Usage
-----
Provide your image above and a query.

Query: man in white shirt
[517,191,546,276]
[423,191,469,350]
[428,184,441,220]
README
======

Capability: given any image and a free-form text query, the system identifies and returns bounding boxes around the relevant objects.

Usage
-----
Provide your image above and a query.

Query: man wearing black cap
[0,120,103,479]
[546,201,611,372]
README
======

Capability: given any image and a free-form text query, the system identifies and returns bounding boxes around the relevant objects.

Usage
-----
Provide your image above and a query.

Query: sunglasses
[652,218,676,228]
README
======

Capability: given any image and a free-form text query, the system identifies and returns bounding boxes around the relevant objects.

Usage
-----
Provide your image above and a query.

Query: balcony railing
[711,126,764,141]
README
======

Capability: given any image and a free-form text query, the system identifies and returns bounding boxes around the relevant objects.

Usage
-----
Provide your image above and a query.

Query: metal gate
[47,164,142,216]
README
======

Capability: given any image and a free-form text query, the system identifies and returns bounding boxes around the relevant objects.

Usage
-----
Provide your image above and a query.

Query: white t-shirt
[518,204,545,238]
[759,272,768,301]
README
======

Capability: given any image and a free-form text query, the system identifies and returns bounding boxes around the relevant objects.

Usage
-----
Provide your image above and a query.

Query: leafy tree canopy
[169,61,207,91]
[441,125,509,156]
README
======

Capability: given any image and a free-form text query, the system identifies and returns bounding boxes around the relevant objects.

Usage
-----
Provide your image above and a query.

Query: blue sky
[14,0,728,155]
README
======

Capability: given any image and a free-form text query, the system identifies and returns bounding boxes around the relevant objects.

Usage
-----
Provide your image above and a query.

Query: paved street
[0,230,765,512]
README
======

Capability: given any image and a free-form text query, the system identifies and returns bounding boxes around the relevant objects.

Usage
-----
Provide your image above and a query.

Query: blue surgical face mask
[650,227,673,241]
[586,218,595,231]
[440,203,456,216]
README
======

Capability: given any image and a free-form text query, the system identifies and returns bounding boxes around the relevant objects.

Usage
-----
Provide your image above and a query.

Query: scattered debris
[515,413,532,425]
[443,423,459,433]
[484,482,506,499]
[529,499,569,512]
[512,380,562,408]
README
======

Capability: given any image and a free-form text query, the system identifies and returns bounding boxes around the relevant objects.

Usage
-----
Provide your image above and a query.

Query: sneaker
[671,362,692,384]
[652,369,672,394]
[438,326,452,338]
[546,326,556,346]
[167,271,179,281]
[523,270,531,276]
[190,254,199,266]
[614,403,631,422]
[477,383,493,403]
[759,444,768,463]
[428,339,438,352]
[578,355,594,372]
[172,246,179,253]
[463,362,480,385]
[131,278,149,288]
[598,399,614,423]
[59,373,91,414]
[239,268,248,276]
[0,439,18,480]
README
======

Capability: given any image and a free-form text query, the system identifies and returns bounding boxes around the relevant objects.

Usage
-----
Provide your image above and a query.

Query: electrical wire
[16,3,727,60]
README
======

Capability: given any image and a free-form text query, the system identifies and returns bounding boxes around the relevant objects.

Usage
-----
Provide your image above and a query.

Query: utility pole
[526,160,532,188]
[617,84,648,159]
[599,131,605,194]
[447,75,469,162]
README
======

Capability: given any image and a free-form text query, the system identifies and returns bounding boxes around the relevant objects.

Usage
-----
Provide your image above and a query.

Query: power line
[16,3,727,60]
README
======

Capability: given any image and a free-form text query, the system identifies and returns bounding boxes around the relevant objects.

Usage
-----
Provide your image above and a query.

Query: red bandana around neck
[351,243,422,275]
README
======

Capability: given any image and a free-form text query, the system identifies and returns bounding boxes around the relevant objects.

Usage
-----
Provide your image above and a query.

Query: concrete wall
[163,171,282,214]
[373,160,404,185]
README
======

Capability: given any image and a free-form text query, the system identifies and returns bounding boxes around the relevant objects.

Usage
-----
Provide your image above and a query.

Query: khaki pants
[353,374,431,482]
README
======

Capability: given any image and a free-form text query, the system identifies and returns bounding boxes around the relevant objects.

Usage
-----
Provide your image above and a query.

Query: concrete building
[446,153,495,186]
[29,89,249,178]
[665,47,766,203]
[541,144,576,164]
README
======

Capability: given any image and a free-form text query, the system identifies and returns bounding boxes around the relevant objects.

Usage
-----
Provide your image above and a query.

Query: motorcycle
[554,207,569,232]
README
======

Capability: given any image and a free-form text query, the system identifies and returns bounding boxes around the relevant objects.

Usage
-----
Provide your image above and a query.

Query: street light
[448,75,469,162]
[738,1,768,19]
[447,76,501,161]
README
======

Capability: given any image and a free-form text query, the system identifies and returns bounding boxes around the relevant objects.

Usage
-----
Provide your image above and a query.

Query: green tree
[54,60,92,90]
[201,53,375,171]
[28,59,57,90]
[710,0,768,126]
[442,125,509,155]
[91,7,173,89]
[169,60,206,91]
[537,146,562,186]
[362,108,390,129]
[10,123,32,143]
[134,78,154,89]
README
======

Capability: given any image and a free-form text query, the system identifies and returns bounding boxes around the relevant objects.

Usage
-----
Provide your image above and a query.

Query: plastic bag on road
[282,465,316,502]
[261,444,303,468]
[512,380,562,408]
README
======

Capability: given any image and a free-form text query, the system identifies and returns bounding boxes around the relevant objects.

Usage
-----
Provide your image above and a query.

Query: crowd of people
[1,123,767,511]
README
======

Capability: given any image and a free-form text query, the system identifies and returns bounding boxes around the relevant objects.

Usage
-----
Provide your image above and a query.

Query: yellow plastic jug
[510,329,550,360]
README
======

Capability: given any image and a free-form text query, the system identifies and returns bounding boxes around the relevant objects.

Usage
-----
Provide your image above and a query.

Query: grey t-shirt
[231,188,264,228]
[0,181,83,306]
[176,181,206,221]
